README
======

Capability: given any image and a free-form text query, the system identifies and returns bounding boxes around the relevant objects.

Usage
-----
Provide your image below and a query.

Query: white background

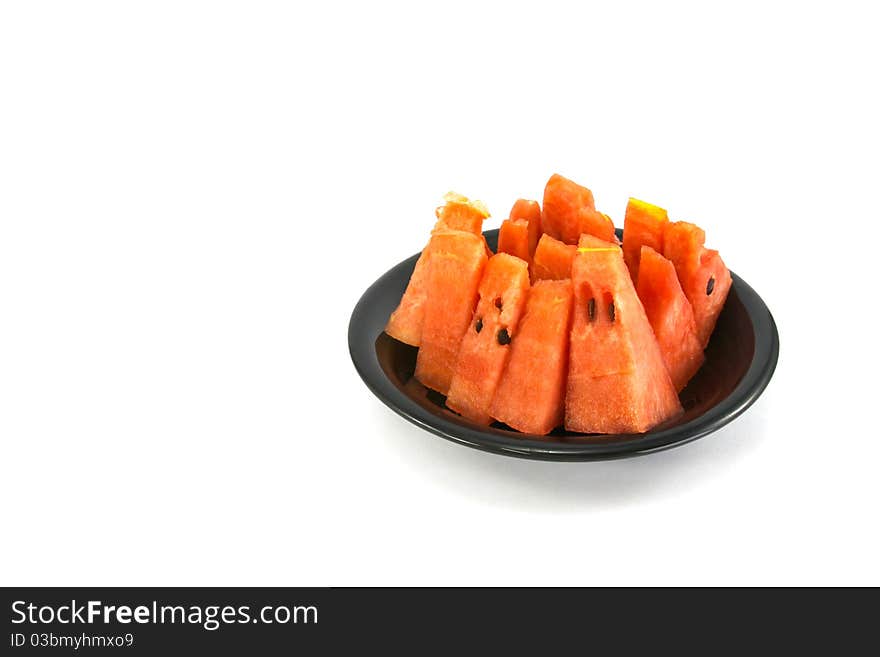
[1,1,878,586]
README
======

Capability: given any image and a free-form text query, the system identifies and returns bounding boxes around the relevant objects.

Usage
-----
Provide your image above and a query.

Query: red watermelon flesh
[509,198,543,257]
[622,197,668,283]
[497,219,530,263]
[542,173,616,244]
[446,253,530,424]
[578,233,619,250]
[636,246,705,391]
[565,246,682,434]
[663,221,732,348]
[384,235,434,346]
[490,279,573,435]
[532,234,577,281]
[386,194,488,346]
[414,231,488,394]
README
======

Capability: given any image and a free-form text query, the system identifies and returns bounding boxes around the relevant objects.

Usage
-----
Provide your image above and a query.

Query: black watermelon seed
[587,298,596,322]
[497,328,511,345]
[608,301,615,323]
[706,276,716,296]
[475,317,483,333]
[494,297,503,310]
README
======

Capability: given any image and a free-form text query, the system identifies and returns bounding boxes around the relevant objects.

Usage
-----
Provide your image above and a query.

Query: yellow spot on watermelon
[576,247,619,254]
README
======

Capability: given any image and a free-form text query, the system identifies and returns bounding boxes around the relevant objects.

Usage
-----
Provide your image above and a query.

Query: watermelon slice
[437,191,493,257]
[542,173,616,244]
[499,199,543,280]
[636,246,705,391]
[532,234,577,281]
[622,197,668,283]
[663,221,732,348]
[490,279,573,435]
[384,235,435,346]
[414,231,488,394]
[435,191,489,233]
[497,219,530,264]
[386,194,488,346]
[446,253,530,424]
[508,198,543,257]
[565,245,682,434]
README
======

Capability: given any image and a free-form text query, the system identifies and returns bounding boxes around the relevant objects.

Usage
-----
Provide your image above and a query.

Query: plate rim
[349,229,779,461]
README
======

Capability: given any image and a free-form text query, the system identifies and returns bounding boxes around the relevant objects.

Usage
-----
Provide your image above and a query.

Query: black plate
[349,229,778,461]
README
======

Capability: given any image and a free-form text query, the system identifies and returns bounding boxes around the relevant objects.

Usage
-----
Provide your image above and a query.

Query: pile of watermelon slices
[385,174,732,436]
